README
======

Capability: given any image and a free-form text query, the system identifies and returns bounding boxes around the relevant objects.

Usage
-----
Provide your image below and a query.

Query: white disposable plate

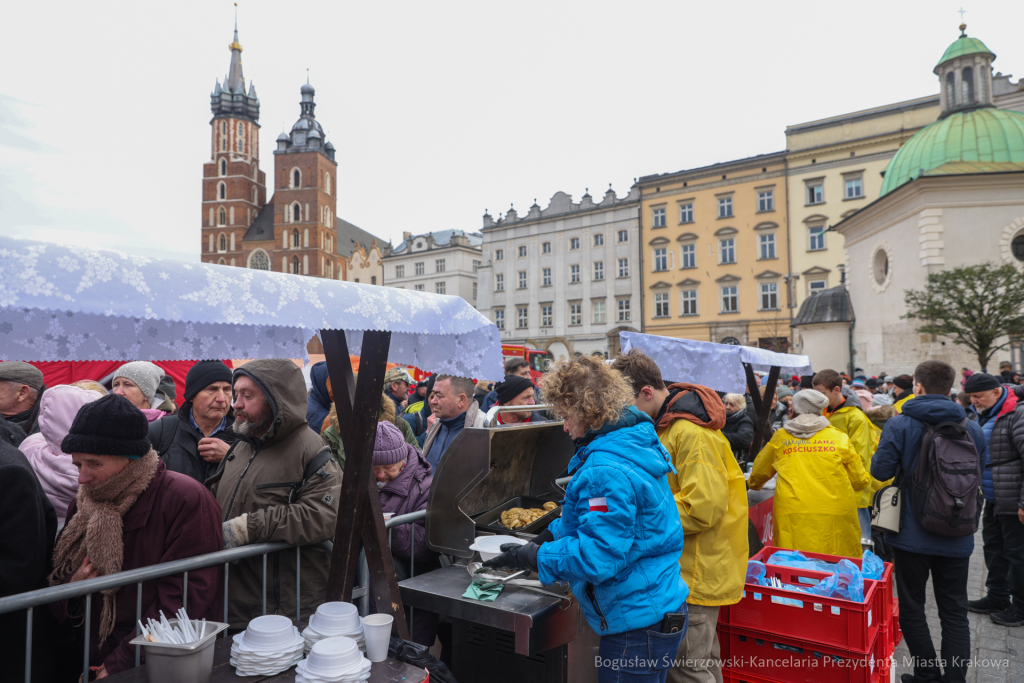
[232,629,305,654]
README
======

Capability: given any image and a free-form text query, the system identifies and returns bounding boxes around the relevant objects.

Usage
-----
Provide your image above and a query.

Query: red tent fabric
[24,361,210,408]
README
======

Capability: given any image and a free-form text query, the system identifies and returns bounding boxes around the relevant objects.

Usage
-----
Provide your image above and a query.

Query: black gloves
[531,528,554,546]
[482,542,540,573]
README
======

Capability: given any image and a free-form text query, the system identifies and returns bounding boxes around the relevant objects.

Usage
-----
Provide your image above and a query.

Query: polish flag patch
[589,497,609,513]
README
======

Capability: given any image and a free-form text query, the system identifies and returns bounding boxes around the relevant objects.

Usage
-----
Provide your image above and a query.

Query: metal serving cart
[399,418,600,683]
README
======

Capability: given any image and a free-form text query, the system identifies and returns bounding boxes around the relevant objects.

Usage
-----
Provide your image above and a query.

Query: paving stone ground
[891,528,1020,682]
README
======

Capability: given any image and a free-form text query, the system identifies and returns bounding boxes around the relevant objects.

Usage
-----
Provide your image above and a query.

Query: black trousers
[893,547,970,683]
[981,499,1024,605]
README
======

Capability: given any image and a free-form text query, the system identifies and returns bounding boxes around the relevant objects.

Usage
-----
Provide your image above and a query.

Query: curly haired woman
[485,356,688,682]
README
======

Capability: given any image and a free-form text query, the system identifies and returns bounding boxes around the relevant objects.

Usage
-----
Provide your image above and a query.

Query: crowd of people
[1,350,1021,683]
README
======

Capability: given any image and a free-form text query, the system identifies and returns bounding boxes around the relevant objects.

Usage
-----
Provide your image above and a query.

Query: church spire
[211,9,259,123]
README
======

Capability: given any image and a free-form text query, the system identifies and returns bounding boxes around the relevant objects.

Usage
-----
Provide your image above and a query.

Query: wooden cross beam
[744,362,780,457]
[321,329,409,639]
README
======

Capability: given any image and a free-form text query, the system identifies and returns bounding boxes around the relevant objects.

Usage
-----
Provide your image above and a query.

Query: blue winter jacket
[871,394,987,558]
[537,406,689,635]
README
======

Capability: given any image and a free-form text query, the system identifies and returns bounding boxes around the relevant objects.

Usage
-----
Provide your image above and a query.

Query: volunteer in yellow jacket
[749,389,870,558]
[612,350,747,683]
[813,369,882,545]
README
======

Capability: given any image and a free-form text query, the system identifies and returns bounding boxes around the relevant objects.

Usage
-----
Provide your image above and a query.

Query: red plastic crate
[719,563,881,653]
[719,624,887,683]
[750,546,895,634]
[890,603,901,647]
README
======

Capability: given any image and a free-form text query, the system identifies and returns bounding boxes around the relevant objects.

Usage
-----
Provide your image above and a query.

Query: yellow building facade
[639,152,792,348]
[785,97,940,310]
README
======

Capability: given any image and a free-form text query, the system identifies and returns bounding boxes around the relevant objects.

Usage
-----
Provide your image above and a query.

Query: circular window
[720,336,741,346]
[873,249,889,285]
[1012,234,1024,262]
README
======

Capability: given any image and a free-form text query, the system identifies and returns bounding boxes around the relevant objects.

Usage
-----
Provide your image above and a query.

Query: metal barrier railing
[0,509,426,683]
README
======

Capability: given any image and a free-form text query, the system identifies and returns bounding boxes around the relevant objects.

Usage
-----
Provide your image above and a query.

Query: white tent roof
[0,236,503,380]
[620,332,813,394]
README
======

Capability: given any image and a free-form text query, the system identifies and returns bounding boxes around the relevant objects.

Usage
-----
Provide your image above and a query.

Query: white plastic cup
[360,614,394,663]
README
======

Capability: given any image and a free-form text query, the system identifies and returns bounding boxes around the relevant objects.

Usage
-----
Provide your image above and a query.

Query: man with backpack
[963,373,1024,627]
[872,360,987,683]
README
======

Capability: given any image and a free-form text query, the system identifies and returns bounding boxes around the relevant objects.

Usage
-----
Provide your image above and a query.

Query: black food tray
[471,496,562,536]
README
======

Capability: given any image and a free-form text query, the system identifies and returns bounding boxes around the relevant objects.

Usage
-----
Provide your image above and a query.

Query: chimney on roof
[402,231,412,242]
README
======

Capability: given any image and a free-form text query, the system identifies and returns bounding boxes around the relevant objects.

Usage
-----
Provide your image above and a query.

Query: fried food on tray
[499,504,558,529]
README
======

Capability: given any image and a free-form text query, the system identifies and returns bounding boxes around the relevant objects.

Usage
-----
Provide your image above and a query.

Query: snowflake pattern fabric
[0,237,505,380]
[619,332,813,394]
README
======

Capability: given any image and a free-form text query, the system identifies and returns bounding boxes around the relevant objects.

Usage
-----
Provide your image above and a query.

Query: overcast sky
[2,1,1022,262]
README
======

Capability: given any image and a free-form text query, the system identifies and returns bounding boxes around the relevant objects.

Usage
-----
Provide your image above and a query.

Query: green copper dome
[879,108,1024,196]
[935,33,995,69]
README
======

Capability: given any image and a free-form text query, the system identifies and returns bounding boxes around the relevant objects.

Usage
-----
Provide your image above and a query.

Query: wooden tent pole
[321,330,409,638]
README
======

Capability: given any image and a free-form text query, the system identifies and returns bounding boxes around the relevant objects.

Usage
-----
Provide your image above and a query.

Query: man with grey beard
[208,359,342,628]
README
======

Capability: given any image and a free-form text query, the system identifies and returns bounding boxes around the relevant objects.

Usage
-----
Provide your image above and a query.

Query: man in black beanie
[893,374,915,413]
[964,372,1024,626]
[486,374,546,426]
[149,360,236,485]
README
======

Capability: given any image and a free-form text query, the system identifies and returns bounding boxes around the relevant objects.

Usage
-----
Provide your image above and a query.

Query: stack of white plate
[295,636,372,683]
[230,614,305,676]
[302,602,365,655]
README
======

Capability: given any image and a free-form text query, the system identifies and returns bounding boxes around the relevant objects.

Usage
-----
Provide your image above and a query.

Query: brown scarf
[49,451,160,645]
[656,383,728,432]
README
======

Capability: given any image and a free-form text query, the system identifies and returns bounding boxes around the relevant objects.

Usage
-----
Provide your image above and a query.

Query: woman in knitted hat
[371,420,439,647]
[749,389,870,558]
[48,394,223,678]
[110,361,166,422]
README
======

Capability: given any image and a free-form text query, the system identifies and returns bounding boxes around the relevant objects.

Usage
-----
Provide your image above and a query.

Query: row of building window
[493,230,629,261]
[219,121,254,156]
[493,259,629,290]
[216,182,260,206]
[650,227,826,272]
[651,283,781,319]
[218,158,260,180]
[494,299,631,330]
[650,179,864,229]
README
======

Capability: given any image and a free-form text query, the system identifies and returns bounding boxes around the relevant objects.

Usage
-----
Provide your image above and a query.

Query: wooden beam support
[750,365,780,457]
[324,330,396,612]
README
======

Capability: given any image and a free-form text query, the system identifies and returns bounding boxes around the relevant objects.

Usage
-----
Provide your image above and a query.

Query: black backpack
[907,419,982,537]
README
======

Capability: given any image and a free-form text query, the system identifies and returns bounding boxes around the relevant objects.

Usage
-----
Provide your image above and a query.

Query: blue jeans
[597,609,688,683]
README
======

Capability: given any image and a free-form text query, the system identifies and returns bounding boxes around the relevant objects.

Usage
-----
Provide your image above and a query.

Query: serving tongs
[467,563,573,608]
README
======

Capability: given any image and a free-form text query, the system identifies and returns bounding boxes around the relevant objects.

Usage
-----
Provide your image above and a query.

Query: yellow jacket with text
[749,420,869,559]
[660,417,748,606]
[826,403,882,508]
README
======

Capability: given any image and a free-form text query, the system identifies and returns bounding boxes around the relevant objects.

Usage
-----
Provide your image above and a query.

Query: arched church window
[218,182,226,200]
[293,203,301,222]
[720,337,740,346]
[219,159,226,176]
[252,187,258,205]
[292,229,300,248]
[252,163,257,180]
[218,258,226,265]
[249,249,270,270]
[222,122,227,135]
[236,138,243,153]
[218,207,226,226]
[946,72,956,107]
[219,234,227,252]
[292,256,300,274]
[293,169,301,188]
[238,122,244,137]
[961,67,974,104]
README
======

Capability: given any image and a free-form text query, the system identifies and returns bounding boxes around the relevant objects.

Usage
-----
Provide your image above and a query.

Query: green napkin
[463,582,505,602]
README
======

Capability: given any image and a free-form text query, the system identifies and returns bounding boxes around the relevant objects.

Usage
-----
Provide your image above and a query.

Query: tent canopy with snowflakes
[0,235,503,380]
[0,234,506,638]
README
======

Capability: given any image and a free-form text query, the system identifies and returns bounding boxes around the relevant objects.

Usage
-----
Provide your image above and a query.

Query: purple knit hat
[373,421,410,466]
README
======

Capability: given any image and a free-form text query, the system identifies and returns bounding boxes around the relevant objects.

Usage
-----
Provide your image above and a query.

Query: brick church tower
[201,22,267,268]
[267,81,340,277]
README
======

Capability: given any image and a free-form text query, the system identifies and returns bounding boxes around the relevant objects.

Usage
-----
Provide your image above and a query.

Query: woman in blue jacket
[484,356,689,682]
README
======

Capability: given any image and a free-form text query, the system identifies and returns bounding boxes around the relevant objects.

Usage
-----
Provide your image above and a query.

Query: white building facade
[383,230,483,306]
[476,187,641,361]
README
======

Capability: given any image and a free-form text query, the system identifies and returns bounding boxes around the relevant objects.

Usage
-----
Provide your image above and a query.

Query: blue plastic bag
[768,550,837,572]
[808,559,865,602]
[746,561,767,586]
[861,550,884,580]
